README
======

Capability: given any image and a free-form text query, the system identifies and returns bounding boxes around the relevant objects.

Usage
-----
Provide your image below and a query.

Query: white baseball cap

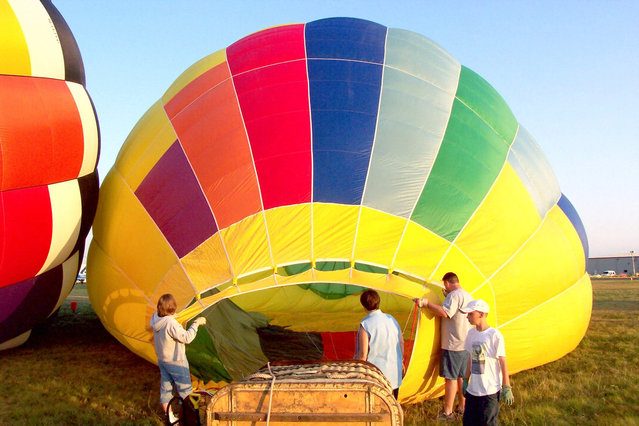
[460,299,490,313]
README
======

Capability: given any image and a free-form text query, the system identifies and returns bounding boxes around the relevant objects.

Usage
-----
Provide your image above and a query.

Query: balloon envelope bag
[206,361,403,425]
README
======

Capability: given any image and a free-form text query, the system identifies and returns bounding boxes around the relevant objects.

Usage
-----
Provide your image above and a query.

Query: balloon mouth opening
[186,282,419,384]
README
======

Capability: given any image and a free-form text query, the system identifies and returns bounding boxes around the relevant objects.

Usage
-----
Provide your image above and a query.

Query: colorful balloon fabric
[0,0,99,350]
[88,18,590,402]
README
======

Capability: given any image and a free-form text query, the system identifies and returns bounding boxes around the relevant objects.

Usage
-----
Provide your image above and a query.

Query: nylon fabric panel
[0,186,51,287]
[92,171,179,295]
[86,242,155,346]
[313,203,358,261]
[50,251,80,314]
[169,68,262,230]
[38,180,81,274]
[362,29,459,217]
[115,101,177,191]
[0,1,30,76]
[180,234,232,292]
[508,126,560,218]
[456,164,541,277]
[150,262,198,314]
[411,99,510,241]
[500,274,591,374]
[227,24,305,74]
[305,18,386,63]
[430,244,486,289]
[411,66,517,241]
[66,82,99,177]
[307,18,386,205]
[557,194,589,259]
[220,214,272,277]
[400,310,441,403]
[72,172,99,256]
[391,221,450,279]
[489,206,586,326]
[0,76,83,191]
[231,59,312,209]
[0,264,62,342]
[309,59,383,204]
[352,208,405,267]
[455,67,518,144]
[264,204,311,265]
[164,59,230,120]
[40,0,85,85]
[5,0,65,79]
[162,49,227,106]
[135,141,217,258]
[232,285,410,332]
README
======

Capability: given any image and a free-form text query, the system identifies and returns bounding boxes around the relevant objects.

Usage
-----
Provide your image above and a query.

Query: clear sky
[53,0,638,257]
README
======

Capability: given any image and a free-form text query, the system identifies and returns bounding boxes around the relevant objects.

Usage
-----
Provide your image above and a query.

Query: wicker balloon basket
[206,360,403,425]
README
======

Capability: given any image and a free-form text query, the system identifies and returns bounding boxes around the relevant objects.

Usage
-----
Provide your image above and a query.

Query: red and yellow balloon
[0,0,99,350]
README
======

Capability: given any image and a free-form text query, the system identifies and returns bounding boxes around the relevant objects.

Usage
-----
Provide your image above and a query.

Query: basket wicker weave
[207,360,403,425]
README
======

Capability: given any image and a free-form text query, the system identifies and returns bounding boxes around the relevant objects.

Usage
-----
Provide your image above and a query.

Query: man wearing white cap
[460,299,514,426]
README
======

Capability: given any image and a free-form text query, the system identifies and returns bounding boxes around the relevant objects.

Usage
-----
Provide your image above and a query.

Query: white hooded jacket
[150,313,200,364]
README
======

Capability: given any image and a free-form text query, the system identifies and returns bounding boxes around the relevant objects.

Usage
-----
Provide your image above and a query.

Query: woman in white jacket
[150,293,206,415]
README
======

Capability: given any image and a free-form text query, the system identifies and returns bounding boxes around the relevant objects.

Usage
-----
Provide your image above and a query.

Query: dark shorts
[463,391,500,426]
[440,349,469,379]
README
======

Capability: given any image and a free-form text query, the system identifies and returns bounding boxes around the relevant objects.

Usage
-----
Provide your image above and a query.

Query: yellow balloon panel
[501,273,591,373]
[264,204,312,264]
[181,233,232,291]
[456,164,541,276]
[115,100,178,191]
[392,221,450,279]
[490,205,587,325]
[92,171,179,294]
[313,203,358,261]
[220,213,273,277]
[431,244,486,290]
[87,243,152,343]
[0,1,30,76]
[353,207,406,267]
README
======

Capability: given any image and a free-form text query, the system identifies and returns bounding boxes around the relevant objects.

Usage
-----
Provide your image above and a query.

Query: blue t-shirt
[360,309,403,389]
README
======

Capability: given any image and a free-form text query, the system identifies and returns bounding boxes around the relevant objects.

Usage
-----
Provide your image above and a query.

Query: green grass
[1,281,637,425]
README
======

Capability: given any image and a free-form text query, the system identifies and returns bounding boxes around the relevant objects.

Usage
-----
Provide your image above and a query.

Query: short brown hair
[157,294,177,317]
[360,289,380,311]
[442,272,459,284]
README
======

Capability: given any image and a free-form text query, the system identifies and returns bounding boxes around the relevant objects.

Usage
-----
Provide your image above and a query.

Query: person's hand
[462,378,469,395]
[193,317,206,326]
[501,385,514,405]
[413,298,427,308]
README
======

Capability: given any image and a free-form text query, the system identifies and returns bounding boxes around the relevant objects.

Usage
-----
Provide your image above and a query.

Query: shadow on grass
[0,296,163,425]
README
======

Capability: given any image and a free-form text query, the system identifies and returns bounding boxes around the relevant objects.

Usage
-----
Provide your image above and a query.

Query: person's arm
[499,356,514,404]
[167,317,205,344]
[415,297,449,318]
[355,325,369,361]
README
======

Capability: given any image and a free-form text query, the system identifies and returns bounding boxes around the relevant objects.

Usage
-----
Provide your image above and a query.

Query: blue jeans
[158,361,193,404]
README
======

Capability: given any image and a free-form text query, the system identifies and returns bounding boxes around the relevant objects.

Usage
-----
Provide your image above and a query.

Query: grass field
[1,280,637,425]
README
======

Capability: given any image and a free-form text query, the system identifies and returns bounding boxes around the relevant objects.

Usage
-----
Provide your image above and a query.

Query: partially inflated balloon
[0,0,99,350]
[89,18,590,402]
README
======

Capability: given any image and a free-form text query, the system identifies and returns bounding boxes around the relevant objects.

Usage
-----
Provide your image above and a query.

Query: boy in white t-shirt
[460,299,514,425]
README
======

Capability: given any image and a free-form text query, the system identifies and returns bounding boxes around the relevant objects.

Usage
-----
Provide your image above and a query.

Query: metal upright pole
[631,250,636,279]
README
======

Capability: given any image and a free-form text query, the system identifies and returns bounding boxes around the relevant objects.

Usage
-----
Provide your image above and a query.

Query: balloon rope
[266,362,275,426]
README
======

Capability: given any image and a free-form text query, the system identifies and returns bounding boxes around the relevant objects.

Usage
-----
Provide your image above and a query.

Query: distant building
[587,255,638,276]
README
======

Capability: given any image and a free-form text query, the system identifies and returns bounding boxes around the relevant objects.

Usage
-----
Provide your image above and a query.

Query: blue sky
[53,0,639,257]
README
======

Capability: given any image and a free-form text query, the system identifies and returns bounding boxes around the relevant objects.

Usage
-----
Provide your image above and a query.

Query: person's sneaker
[437,411,456,422]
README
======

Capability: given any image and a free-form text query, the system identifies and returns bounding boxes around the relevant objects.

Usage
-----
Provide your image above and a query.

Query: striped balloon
[0,0,99,350]
[89,18,590,402]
